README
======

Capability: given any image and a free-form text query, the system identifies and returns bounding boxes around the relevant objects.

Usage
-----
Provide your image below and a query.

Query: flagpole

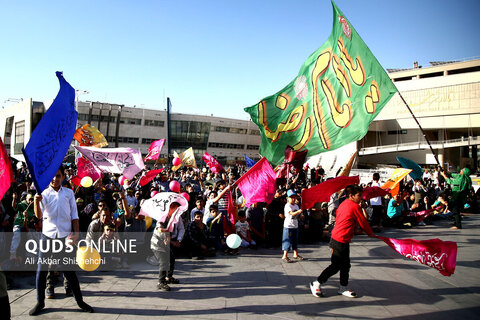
[397,91,440,166]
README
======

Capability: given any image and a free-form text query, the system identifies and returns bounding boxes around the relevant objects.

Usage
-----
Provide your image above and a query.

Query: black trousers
[36,235,82,303]
[318,238,350,286]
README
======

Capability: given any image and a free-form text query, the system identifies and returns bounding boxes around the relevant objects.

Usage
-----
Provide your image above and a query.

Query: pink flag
[139,169,163,187]
[202,152,223,174]
[405,209,435,223]
[0,137,14,200]
[144,139,165,161]
[362,186,389,201]
[234,157,276,207]
[139,192,188,232]
[301,176,360,209]
[376,236,457,276]
[75,146,145,179]
[77,156,102,181]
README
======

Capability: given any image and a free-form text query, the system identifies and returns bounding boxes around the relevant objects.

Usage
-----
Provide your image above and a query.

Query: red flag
[235,157,277,207]
[376,236,457,276]
[77,156,102,181]
[0,137,14,200]
[405,209,435,223]
[144,139,165,161]
[301,176,359,209]
[227,191,237,225]
[362,186,389,201]
[139,169,163,187]
[202,152,223,174]
[71,176,81,187]
[275,146,308,178]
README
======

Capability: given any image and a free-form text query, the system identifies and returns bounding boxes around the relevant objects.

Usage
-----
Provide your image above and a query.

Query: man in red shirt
[310,185,374,298]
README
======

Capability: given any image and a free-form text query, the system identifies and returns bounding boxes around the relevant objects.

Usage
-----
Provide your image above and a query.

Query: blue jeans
[9,225,24,254]
[282,228,298,251]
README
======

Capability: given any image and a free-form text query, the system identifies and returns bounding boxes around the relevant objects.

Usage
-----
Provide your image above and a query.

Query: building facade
[0,99,261,166]
[358,58,480,171]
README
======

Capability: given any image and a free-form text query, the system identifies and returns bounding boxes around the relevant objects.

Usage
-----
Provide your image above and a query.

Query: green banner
[244,1,398,166]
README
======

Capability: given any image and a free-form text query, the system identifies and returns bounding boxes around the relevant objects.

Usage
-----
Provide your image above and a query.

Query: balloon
[150,190,158,198]
[226,234,242,249]
[169,180,180,193]
[119,176,126,186]
[76,246,101,271]
[80,176,93,188]
[180,192,190,202]
[172,157,181,166]
[144,216,153,229]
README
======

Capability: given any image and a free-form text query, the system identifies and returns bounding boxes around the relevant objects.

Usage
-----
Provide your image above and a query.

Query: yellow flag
[338,151,358,177]
[381,168,412,196]
[172,147,197,171]
[74,124,108,147]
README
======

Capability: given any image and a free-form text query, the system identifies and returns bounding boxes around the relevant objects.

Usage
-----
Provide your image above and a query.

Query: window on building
[249,129,260,135]
[144,119,165,127]
[247,145,259,150]
[387,130,408,135]
[208,142,245,149]
[120,117,141,125]
[14,121,25,154]
[214,126,247,134]
[170,120,211,151]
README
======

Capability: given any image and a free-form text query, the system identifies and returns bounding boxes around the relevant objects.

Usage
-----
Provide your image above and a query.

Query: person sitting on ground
[235,210,256,248]
[206,205,229,254]
[184,211,212,259]
[432,193,453,219]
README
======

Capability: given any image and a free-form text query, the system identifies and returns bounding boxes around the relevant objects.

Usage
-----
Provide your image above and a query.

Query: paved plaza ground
[8,215,480,320]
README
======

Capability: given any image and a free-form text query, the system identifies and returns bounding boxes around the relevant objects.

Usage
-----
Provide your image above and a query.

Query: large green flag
[244,1,398,166]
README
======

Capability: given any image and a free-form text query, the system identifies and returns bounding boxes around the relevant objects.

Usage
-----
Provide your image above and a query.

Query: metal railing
[360,136,480,155]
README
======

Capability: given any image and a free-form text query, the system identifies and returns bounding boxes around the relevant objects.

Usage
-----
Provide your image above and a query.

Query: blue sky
[1,0,479,120]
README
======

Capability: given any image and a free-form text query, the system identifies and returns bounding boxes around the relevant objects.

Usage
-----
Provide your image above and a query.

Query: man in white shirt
[30,167,94,316]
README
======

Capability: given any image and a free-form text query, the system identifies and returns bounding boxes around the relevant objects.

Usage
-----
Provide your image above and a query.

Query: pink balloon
[169,180,181,193]
[172,157,181,166]
[150,191,158,198]
[180,192,190,202]
[119,176,126,185]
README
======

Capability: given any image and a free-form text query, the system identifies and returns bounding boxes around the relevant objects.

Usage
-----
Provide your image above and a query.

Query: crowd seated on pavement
[1,160,478,288]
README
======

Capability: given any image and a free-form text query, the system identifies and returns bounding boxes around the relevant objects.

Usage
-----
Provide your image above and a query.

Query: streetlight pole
[75,90,89,112]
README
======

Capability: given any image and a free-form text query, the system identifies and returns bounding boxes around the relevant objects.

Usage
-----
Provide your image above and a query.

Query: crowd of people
[0,159,478,317]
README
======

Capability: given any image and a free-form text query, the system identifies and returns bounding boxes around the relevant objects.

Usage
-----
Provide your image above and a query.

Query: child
[206,205,225,250]
[282,190,304,263]
[235,210,256,248]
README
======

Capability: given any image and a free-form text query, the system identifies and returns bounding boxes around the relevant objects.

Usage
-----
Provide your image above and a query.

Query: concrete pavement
[8,215,480,319]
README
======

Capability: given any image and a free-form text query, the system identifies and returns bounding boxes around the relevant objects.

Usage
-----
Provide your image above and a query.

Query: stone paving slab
[8,215,480,319]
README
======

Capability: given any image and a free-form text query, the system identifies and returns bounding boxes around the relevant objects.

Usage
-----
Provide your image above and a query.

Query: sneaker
[166,277,180,284]
[46,287,55,299]
[157,282,171,291]
[310,281,323,297]
[338,286,357,298]
[417,221,426,226]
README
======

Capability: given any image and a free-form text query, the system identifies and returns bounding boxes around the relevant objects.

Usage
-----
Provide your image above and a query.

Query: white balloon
[226,234,242,249]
